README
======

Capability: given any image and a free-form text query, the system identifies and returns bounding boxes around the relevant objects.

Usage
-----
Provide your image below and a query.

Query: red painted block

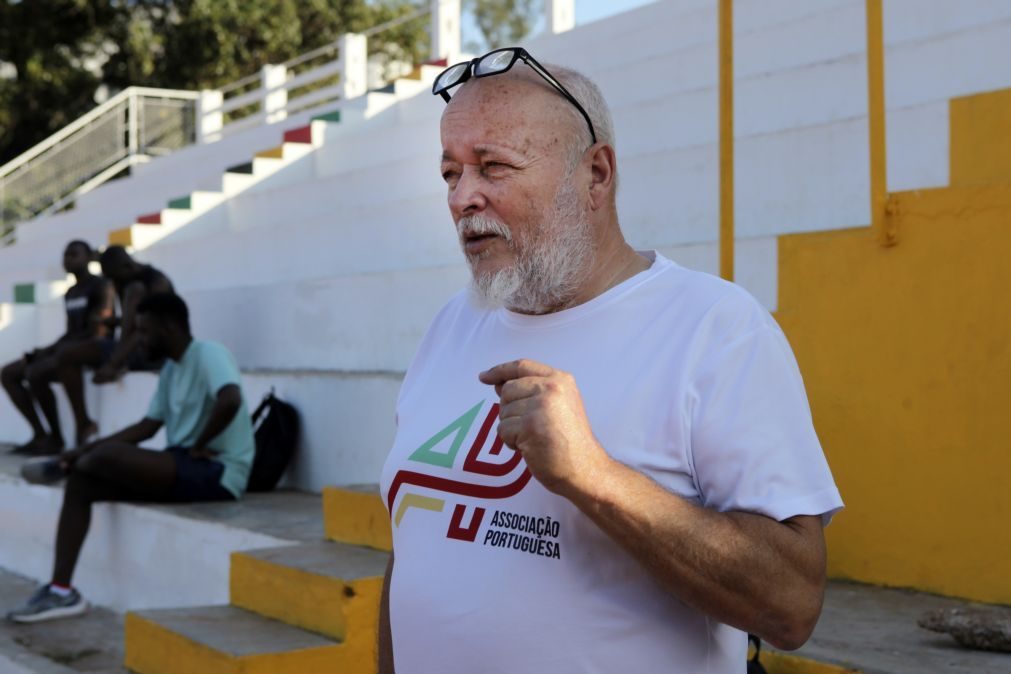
[424,57,449,67]
[136,212,161,225]
[283,125,313,144]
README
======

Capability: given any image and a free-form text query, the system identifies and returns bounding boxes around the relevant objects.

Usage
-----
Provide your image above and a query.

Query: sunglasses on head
[432,47,597,145]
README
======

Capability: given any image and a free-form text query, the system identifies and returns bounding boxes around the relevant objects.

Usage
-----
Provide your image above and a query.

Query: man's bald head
[441,63,616,179]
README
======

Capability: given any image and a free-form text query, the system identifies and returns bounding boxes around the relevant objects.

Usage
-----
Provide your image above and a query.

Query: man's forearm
[92,419,160,447]
[193,388,241,452]
[378,554,395,674]
[563,455,826,650]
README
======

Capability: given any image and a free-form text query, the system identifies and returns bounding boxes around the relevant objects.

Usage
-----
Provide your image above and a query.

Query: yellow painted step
[950,87,1011,188]
[125,606,368,674]
[230,541,387,644]
[763,651,860,674]
[323,486,392,551]
[255,145,285,159]
[108,226,134,247]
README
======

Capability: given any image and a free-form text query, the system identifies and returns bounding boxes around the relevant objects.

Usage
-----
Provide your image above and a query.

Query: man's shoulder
[191,339,236,361]
[648,255,776,336]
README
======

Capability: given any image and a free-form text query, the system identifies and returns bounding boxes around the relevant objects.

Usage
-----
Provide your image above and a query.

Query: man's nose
[448,166,487,219]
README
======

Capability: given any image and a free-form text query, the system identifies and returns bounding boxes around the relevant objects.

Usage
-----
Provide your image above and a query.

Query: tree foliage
[0,0,121,164]
[0,0,430,165]
[469,0,539,51]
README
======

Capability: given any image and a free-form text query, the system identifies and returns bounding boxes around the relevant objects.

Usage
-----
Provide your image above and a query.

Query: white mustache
[458,215,513,242]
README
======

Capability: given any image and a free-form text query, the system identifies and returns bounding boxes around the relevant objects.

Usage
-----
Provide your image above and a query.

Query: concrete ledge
[0,449,321,613]
[769,581,1011,674]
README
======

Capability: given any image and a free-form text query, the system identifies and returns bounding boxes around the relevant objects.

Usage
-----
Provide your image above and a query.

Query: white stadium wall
[2,0,1011,493]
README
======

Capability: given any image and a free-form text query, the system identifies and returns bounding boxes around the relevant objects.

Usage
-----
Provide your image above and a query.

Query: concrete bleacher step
[230,541,387,641]
[124,605,358,674]
[322,485,392,552]
[122,487,393,674]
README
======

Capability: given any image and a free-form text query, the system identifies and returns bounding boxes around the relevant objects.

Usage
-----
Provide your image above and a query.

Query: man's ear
[587,143,617,211]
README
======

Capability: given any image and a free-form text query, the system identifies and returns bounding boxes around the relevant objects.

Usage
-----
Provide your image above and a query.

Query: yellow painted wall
[775,185,1011,604]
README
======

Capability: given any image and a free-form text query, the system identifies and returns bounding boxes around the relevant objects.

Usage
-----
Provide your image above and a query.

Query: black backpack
[246,389,300,492]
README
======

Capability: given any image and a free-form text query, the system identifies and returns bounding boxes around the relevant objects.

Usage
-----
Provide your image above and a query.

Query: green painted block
[311,110,341,123]
[14,283,34,304]
[168,196,191,210]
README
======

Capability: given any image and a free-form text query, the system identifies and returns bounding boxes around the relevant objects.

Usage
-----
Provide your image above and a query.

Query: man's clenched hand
[479,359,611,495]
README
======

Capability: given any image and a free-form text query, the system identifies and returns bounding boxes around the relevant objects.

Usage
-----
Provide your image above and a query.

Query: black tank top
[64,275,109,338]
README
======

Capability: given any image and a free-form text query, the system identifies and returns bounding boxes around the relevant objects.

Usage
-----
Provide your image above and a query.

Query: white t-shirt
[380,252,843,674]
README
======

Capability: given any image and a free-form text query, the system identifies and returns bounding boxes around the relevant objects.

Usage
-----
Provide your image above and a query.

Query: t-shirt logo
[387,400,532,543]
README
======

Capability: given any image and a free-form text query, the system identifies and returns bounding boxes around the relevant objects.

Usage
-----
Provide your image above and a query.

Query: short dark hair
[66,240,92,257]
[137,292,190,334]
[99,245,131,269]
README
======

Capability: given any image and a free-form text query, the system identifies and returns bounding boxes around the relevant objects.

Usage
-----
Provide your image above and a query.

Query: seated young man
[1,240,115,455]
[91,245,175,383]
[9,293,254,623]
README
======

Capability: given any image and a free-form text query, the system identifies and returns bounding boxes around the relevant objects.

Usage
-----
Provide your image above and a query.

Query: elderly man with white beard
[378,47,842,674]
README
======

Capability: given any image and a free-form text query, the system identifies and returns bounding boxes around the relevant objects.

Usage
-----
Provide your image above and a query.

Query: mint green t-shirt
[146,340,254,498]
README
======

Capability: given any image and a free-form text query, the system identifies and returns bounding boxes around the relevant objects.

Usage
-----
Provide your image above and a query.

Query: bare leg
[25,357,63,451]
[53,443,176,586]
[55,341,104,444]
[1,359,47,443]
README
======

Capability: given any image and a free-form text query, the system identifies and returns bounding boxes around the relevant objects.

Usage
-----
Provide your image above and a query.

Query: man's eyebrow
[441,145,522,163]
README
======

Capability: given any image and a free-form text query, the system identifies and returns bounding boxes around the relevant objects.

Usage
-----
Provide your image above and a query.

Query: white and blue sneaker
[7,584,88,623]
[20,458,68,486]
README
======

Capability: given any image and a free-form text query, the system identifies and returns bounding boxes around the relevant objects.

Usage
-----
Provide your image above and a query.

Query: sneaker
[7,584,88,623]
[10,438,42,455]
[20,458,68,486]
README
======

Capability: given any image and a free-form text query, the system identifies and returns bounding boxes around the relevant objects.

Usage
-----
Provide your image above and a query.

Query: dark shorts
[167,446,235,502]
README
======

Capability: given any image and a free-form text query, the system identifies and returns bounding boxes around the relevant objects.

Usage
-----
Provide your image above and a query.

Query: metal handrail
[0,87,197,180]
[0,87,198,240]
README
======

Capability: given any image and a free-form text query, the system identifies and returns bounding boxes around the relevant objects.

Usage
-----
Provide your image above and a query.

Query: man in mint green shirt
[9,293,255,623]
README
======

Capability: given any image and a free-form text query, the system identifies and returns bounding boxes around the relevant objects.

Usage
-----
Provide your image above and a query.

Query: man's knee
[75,446,116,476]
[64,471,104,504]
[1,362,22,389]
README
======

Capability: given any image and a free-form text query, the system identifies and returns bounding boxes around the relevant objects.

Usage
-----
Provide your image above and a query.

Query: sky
[576,0,656,24]
[461,0,658,51]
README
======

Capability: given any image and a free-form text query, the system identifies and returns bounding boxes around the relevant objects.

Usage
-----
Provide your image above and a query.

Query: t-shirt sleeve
[688,318,843,524]
[147,371,168,422]
[200,343,243,397]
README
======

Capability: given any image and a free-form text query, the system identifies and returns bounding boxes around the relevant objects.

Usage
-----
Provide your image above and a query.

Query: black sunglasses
[432,47,597,145]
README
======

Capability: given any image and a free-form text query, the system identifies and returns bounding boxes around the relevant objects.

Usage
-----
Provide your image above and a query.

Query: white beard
[457,176,594,314]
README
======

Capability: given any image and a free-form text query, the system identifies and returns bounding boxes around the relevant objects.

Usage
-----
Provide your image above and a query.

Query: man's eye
[442,170,458,182]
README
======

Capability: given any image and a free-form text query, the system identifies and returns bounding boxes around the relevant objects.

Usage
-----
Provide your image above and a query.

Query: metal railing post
[197,90,223,144]
[261,64,288,124]
[719,0,734,282]
[338,33,368,100]
[127,90,140,156]
[431,0,461,63]
[866,0,895,246]
[545,0,575,34]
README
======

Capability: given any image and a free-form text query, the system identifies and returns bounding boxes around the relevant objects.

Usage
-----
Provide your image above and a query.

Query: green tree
[0,0,121,164]
[469,0,539,51]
